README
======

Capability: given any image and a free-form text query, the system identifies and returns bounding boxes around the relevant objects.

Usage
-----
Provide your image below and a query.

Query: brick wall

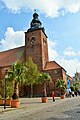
[25,28,49,72]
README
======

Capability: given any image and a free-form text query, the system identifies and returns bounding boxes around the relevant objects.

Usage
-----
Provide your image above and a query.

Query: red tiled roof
[0,46,25,67]
[44,61,66,71]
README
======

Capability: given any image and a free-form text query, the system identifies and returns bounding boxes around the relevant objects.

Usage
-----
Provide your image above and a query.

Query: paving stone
[0,97,80,120]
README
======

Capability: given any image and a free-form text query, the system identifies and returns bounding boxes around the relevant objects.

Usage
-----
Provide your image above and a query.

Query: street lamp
[4,69,8,109]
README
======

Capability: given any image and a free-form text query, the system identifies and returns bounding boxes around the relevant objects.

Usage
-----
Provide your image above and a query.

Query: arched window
[31,37,35,47]
[43,38,46,47]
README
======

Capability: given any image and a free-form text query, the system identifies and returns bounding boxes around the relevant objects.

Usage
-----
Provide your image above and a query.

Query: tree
[73,72,80,91]
[24,57,40,97]
[56,79,67,96]
[73,82,80,91]
[0,80,4,98]
[6,80,14,99]
[38,72,51,97]
[7,62,25,99]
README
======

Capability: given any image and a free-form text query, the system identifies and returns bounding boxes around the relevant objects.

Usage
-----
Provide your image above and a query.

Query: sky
[0,0,80,77]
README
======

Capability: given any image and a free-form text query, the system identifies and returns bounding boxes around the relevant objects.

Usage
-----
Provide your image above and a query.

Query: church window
[31,37,35,48]
[43,39,46,47]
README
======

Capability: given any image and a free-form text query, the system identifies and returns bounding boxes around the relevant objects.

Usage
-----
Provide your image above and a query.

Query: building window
[31,37,35,48]
[43,39,46,47]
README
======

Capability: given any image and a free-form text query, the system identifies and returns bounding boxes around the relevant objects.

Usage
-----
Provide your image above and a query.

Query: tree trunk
[30,84,33,98]
[14,82,19,97]
[43,82,47,97]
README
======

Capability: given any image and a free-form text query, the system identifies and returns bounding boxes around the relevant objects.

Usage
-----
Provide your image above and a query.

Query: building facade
[0,12,67,97]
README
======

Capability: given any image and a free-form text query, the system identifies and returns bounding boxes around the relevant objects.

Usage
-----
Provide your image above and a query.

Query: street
[0,96,80,120]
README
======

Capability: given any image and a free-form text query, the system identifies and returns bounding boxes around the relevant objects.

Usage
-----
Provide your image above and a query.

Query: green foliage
[6,81,14,99]
[0,94,2,99]
[73,82,80,87]
[6,62,26,99]
[38,72,51,97]
[70,86,75,91]
[56,79,67,95]
[73,81,80,91]
[73,72,80,91]
[7,62,25,84]
[38,73,51,83]
[0,79,14,99]
[74,86,78,91]
[24,57,40,97]
[0,80,4,97]
[24,57,40,85]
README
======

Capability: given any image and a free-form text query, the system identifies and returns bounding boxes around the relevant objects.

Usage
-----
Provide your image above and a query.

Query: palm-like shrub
[56,79,67,95]
[38,73,51,97]
[73,82,80,91]
[6,62,25,99]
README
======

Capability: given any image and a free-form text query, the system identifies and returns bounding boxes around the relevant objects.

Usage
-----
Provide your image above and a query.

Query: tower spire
[27,11,44,32]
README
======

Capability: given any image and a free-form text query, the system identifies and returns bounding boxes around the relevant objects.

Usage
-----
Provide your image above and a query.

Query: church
[0,12,67,97]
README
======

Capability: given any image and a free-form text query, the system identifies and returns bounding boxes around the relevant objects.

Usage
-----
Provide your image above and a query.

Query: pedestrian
[52,92,55,102]
[69,88,72,97]
[74,91,77,97]
[72,91,74,97]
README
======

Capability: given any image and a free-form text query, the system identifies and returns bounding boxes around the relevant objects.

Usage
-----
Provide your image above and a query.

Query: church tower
[25,12,49,71]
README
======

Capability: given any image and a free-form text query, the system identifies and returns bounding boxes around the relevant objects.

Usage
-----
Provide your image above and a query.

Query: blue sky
[0,0,80,77]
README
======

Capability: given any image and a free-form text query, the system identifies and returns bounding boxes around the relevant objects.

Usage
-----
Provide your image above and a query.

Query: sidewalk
[0,96,79,120]
[0,97,61,113]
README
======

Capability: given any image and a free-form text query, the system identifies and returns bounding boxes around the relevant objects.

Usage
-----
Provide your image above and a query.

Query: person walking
[72,91,74,97]
[52,92,55,102]
[74,91,77,97]
[69,88,72,97]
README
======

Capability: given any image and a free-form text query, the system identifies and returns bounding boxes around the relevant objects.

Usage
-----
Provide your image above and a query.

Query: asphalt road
[0,96,80,120]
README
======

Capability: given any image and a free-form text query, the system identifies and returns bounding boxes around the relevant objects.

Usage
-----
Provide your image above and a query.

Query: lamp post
[4,69,8,109]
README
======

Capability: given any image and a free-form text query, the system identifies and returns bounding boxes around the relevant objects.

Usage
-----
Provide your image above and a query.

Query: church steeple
[27,11,45,32]
[30,12,42,28]
[25,11,49,71]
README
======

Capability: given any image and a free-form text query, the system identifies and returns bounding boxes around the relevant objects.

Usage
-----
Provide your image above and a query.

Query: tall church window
[31,37,35,48]
[43,38,46,47]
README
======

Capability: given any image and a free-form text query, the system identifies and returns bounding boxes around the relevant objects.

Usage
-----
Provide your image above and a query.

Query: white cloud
[64,47,80,57]
[65,0,80,13]
[78,51,80,55]
[48,44,80,76]
[64,47,76,56]
[0,27,25,51]
[2,0,80,17]
[56,58,80,77]
[48,39,58,60]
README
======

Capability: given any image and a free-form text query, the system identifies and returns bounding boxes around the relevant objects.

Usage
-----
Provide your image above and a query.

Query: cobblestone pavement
[0,96,80,120]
